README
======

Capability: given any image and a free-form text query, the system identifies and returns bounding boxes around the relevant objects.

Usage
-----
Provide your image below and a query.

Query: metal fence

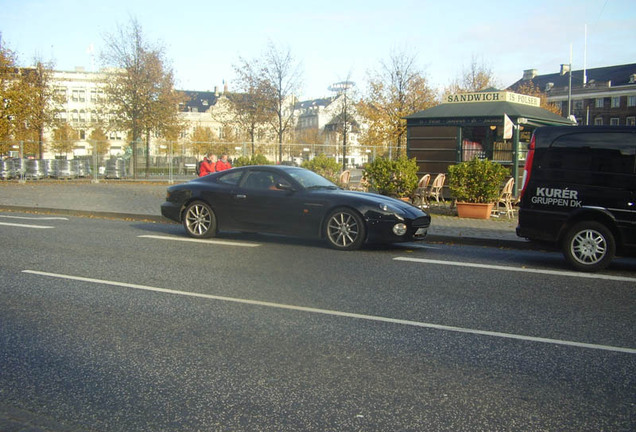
[1,140,409,181]
[1,138,522,182]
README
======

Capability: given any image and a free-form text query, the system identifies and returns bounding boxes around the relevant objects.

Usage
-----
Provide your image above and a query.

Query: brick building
[508,63,636,126]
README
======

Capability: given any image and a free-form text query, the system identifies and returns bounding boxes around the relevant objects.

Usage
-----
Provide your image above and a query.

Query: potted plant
[448,157,509,219]
[363,156,419,200]
[301,153,342,184]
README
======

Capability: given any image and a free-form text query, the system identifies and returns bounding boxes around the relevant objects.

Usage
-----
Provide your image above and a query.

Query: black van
[516,126,636,271]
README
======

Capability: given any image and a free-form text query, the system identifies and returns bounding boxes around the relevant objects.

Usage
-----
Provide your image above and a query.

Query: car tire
[324,208,366,251]
[183,201,217,239]
[562,221,615,272]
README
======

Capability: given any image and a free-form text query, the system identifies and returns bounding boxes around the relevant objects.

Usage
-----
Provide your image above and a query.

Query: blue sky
[1,0,634,99]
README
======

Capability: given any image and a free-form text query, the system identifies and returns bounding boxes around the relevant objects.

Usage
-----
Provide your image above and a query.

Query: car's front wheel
[183,201,217,239]
[562,221,615,272]
[324,208,366,251]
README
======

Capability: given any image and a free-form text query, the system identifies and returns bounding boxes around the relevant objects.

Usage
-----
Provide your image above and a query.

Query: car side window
[217,170,243,186]
[242,171,287,191]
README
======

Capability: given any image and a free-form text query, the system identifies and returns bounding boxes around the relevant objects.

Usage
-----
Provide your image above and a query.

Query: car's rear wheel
[183,201,217,239]
[324,208,366,251]
[562,221,615,272]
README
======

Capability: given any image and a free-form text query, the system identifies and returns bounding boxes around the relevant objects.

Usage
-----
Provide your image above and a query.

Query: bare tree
[513,81,562,115]
[100,18,184,177]
[231,58,275,155]
[260,42,302,162]
[359,49,436,156]
[447,55,499,93]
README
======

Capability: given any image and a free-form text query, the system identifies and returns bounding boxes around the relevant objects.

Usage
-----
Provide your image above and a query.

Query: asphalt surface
[0,178,529,431]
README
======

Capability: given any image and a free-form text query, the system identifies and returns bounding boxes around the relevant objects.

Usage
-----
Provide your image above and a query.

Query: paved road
[1,215,634,431]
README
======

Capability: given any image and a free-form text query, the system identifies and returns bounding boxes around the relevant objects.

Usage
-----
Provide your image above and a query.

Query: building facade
[50,68,127,158]
[508,63,636,126]
[39,69,367,165]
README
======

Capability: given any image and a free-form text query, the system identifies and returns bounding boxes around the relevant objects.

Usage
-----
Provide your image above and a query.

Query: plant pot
[456,202,494,219]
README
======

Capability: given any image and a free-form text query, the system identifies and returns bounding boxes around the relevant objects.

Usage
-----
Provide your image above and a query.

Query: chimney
[522,69,537,80]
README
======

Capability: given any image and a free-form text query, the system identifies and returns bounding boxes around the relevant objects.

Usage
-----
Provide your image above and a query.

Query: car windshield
[289,169,339,189]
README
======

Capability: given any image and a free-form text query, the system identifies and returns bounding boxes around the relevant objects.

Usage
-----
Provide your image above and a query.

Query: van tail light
[519,134,536,199]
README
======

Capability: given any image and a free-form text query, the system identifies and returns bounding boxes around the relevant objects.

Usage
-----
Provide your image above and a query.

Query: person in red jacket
[199,153,217,177]
[215,153,232,172]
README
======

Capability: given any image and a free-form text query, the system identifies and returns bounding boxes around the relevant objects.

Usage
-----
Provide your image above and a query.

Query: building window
[611,97,621,108]
[574,100,583,110]
[610,118,620,126]
[594,117,603,125]
[90,89,103,102]
[56,87,67,102]
[595,98,604,108]
[628,96,636,107]
[627,117,636,126]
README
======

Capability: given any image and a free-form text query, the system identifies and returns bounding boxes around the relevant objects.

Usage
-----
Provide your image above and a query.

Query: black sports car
[161,165,431,250]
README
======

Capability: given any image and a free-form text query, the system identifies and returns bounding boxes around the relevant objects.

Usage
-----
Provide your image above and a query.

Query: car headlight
[392,223,407,236]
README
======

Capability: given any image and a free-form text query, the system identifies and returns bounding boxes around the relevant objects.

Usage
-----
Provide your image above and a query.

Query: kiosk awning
[406,91,576,126]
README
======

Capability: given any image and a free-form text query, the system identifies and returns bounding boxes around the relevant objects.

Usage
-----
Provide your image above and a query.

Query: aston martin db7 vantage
[161,165,431,250]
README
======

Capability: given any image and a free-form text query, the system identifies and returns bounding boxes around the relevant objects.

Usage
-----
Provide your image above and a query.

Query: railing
[1,140,408,181]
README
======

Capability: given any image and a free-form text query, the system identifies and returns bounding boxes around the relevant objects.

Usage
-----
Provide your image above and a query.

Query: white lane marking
[138,234,260,247]
[0,222,54,229]
[22,269,636,354]
[394,257,636,283]
[0,215,68,221]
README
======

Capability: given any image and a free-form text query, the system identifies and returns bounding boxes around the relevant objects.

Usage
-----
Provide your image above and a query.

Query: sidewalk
[0,179,531,249]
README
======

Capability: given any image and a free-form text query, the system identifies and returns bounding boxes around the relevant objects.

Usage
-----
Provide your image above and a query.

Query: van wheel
[562,221,615,272]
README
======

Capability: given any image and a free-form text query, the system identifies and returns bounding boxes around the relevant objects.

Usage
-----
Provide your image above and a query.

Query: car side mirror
[276,182,295,192]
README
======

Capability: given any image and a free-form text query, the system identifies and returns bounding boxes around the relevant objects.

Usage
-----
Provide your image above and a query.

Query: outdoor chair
[412,174,431,208]
[339,170,351,189]
[350,176,369,192]
[492,177,516,218]
[427,173,446,205]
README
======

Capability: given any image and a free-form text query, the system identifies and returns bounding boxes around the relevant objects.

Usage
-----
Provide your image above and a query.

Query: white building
[48,67,127,159]
[41,69,368,165]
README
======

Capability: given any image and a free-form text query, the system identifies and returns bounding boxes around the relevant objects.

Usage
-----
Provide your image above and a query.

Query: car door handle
[235,194,247,199]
